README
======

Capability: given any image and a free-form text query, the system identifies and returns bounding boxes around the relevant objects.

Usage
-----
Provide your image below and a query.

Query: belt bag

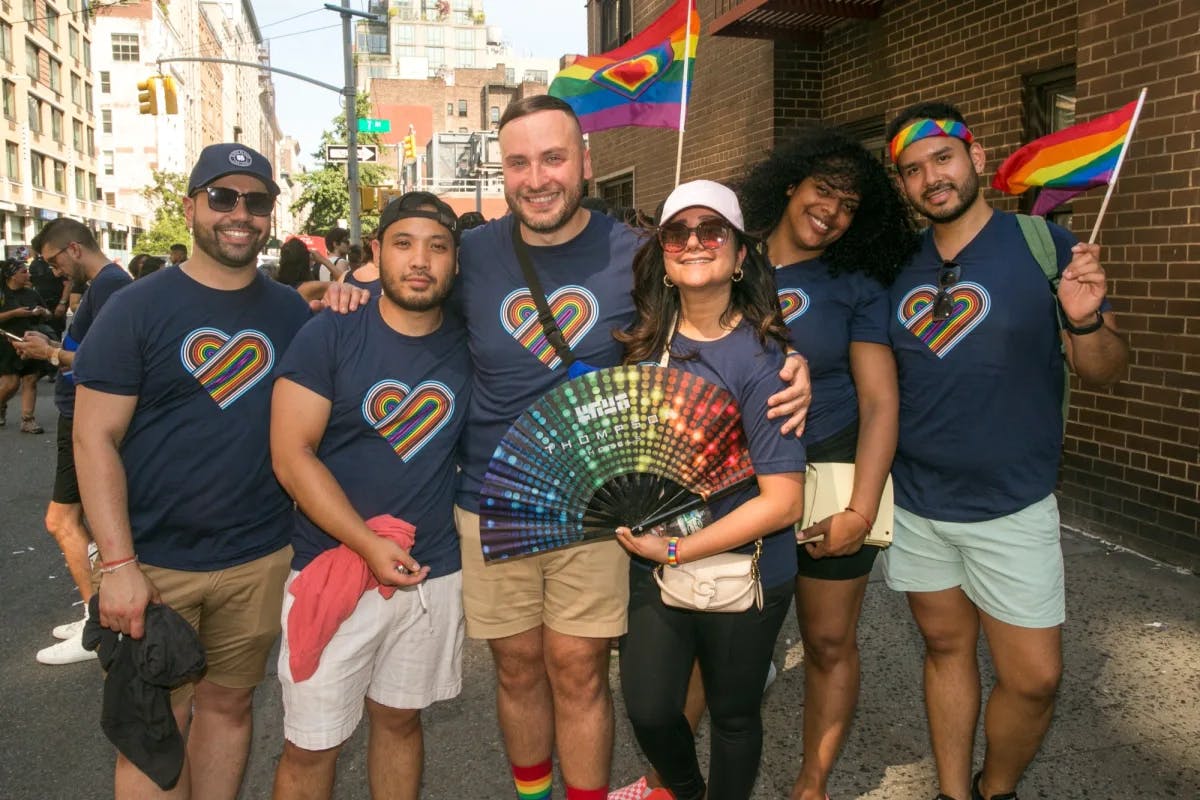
[800,462,893,548]
[653,540,764,613]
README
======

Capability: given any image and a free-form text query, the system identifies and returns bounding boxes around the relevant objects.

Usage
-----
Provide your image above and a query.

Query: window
[70,73,80,103]
[505,67,515,85]
[30,151,44,189]
[84,85,91,113]
[598,172,634,211]
[5,142,19,182]
[526,69,548,84]
[69,28,78,59]
[356,21,388,54]
[99,70,110,93]
[74,166,83,198]
[458,99,467,117]
[840,117,887,164]
[49,57,61,93]
[110,230,127,248]
[72,118,83,151]
[28,96,42,134]
[51,108,63,142]
[490,105,499,125]
[395,25,415,45]
[46,8,59,42]
[23,0,34,23]
[26,40,40,81]
[600,0,632,52]
[86,125,93,154]
[88,172,96,201]
[82,40,90,69]
[456,29,474,49]
[53,159,65,193]
[102,149,113,175]
[1023,66,1077,224]
[425,26,443,46]
[111,33,139,62]
[456,49,474,68]
[0,21,11,64]
[101,108,111,133]
[395,45,415,57]
[426,46,444,66]
[446,102,453,116]
[2,80,14,120]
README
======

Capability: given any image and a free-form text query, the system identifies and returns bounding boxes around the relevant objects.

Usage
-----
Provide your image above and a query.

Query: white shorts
[278,569,465,750]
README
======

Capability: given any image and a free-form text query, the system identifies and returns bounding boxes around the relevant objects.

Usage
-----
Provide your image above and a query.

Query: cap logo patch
[228,149,253,168]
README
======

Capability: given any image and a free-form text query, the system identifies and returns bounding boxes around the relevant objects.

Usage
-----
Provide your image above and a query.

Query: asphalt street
[1,382,1197,798]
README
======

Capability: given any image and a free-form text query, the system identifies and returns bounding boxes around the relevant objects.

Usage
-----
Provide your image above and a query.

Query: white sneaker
[51,616,87,640]
[764,660,778,691]
[36,632,97,665]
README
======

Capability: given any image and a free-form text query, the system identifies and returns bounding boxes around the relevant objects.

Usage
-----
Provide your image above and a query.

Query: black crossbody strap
[511,217,576,367]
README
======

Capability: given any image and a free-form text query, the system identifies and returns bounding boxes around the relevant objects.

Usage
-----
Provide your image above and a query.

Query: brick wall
[586,0,1200,569]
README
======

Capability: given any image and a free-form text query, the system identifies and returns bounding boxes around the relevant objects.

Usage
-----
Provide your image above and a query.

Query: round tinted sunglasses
[657,220,733,254]
[199,186,275,217]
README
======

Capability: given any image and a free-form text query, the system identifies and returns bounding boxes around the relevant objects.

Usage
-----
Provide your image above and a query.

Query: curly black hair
[738,126,918,286]
[615,228,790,366]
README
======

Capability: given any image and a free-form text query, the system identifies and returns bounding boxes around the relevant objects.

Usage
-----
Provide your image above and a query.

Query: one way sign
[325,144,379,163]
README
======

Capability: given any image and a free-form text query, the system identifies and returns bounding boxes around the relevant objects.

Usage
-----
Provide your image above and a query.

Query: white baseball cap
[659,180,745,231]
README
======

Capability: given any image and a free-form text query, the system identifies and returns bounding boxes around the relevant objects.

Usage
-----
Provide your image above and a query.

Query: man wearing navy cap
[72,143,312,799]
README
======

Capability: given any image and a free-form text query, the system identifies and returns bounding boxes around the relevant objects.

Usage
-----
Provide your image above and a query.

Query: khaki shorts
[138,546,293,690]
[455,506,630,640]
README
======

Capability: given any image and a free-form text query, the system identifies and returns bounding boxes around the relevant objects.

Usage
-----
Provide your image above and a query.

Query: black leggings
[619,568,792,800]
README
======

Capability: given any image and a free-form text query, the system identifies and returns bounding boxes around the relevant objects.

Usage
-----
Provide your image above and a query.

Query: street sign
[325,144,380,163]
[358,118,390,133]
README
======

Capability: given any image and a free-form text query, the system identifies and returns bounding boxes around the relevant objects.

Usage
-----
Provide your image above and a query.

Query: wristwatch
[50,348,61,367]
[1063,310,1105,335]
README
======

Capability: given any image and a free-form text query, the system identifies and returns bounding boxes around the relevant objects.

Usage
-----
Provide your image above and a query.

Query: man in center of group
[453,95,811,800]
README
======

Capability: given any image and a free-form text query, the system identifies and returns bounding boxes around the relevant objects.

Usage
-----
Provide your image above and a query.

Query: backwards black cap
[377,192,460,243]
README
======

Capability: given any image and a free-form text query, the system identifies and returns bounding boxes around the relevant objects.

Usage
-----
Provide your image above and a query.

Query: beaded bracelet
[100,556,138,574]
[844,506,873,530]
[666,537,680,567]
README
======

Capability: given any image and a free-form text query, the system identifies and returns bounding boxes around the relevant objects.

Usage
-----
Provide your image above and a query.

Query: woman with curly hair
[740,126,918,800]
[614,180,808,800]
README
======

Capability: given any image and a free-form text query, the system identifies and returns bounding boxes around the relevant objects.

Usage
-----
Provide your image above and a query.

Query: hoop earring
[731,267,744,283]
[663,275,675,288]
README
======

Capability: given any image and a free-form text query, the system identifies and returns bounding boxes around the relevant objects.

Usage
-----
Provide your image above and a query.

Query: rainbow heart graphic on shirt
[777,288,810,325]
[180,328,275,410]
[897,282,991,359]
[500,285,599,370]
[361,379,456,462]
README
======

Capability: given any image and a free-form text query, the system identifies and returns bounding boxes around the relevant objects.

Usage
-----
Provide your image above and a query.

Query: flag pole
[673,0,693,188]
[1088,87,1148,244]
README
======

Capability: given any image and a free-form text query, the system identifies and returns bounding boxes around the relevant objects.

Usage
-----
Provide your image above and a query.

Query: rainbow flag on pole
[992,99,1138,215]
[549,0,699,134]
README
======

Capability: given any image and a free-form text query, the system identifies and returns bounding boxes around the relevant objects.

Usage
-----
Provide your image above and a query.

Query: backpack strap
[1015,213,1070,432]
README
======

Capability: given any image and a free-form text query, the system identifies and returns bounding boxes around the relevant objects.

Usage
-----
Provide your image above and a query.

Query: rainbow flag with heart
[549,0,699,134]
[992,93,1145,217]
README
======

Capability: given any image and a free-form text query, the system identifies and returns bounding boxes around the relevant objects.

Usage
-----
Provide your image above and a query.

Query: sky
[249,0,588,167]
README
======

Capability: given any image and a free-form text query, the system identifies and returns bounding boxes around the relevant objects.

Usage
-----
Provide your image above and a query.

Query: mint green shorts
[880,494,1065,628]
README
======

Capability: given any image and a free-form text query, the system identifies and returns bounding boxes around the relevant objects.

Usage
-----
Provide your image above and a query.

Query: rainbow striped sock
[512,759,553,800]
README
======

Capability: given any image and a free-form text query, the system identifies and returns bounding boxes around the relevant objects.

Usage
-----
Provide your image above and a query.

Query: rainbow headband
[889,119,974,163]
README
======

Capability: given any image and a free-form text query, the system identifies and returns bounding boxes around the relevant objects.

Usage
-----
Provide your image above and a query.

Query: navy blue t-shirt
[275,300,470,576]
[775,258,890,447]
[56,263,131,417]
[343,271,381,296]
[73,267,312,570]
[889,210,1081,521]
[455,211,641,509]
[636,323,807,589]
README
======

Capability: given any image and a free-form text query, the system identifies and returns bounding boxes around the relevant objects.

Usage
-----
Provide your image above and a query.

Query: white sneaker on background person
[37,631,96,665]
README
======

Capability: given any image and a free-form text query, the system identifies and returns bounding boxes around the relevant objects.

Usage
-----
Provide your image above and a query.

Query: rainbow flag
[549,0,699,134]
[992,100,1137,215]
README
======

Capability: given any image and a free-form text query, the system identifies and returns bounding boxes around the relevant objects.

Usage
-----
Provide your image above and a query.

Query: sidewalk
[234,529,1199,798]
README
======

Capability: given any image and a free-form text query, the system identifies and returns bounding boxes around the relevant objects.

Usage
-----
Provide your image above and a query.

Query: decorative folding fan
[478,364,755,562]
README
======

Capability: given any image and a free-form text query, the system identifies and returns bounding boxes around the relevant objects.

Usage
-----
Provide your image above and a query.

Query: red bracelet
[844,506,873,530]
[100,555,137,573]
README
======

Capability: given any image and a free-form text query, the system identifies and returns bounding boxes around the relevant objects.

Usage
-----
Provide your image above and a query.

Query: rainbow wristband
[666,537,680,567]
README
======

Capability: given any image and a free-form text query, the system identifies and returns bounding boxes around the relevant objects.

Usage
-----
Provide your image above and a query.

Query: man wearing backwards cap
[72,143,314,799]
[882,102,1128,800]
[269,193,469,799]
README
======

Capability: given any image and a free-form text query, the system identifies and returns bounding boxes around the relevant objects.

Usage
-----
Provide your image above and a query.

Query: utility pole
[324,2,378,244]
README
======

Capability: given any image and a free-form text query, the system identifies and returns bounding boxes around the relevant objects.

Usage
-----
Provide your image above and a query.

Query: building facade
[586,0,1200,568]
[1,0,139,260]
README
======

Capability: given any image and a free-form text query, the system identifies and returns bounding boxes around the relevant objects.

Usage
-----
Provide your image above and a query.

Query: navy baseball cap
[377,192,460,242]
[187,143,281,196]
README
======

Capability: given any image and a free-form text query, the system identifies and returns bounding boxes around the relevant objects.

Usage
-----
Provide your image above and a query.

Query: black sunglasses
[932,260,961,321]
[199,186,275,217]
[657,220,733,254]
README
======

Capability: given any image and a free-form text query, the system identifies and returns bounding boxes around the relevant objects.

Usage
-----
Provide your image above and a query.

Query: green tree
[134,170,192,255]
[292,92,391,236]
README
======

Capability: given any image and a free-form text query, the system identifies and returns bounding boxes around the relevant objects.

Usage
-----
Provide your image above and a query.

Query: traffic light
[137,77,159,115]
[161,76,178,115]
[360,186,379,212]
[402,134,417,161]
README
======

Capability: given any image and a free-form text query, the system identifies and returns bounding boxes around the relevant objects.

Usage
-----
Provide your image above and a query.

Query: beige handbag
[799,462,894,548]
[654,539,764,612]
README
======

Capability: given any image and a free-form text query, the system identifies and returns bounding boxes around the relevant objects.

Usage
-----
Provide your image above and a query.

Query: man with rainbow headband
[882,102,1128,800]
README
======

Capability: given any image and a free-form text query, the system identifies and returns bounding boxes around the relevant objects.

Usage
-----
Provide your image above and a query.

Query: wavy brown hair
[615,228,790,365]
